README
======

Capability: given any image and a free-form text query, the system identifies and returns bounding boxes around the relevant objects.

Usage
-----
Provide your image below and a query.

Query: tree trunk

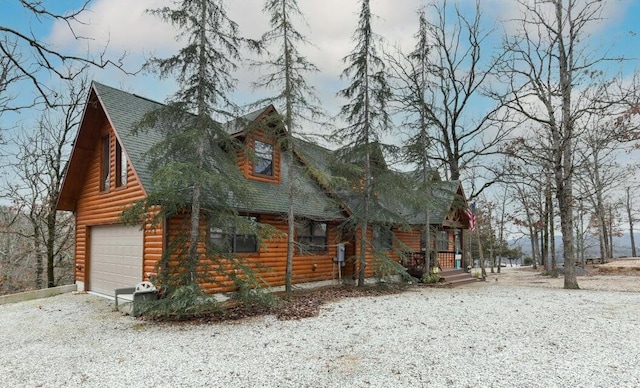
[359,151,371,286]
[285,147,295,292]
[188,183,202,284]
[283,3,295,294]
[46,209,57,287]
[423,146,431,274]
[543,174,552,272]
[627,187,637,257]
[595,198,608,263]
[186,0,208,286]
[594,168,609,263]
[550,206,557,272]
[608,204,614,260]
[477,232,486,280]
[34,229,43,289]
[490,246,495,274]
[529,226,539,270]
[424,206,431,275]
[555,0,578,289]
[285,172,295,292]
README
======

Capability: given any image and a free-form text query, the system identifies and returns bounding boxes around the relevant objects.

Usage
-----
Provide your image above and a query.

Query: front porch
[404,251,477,286]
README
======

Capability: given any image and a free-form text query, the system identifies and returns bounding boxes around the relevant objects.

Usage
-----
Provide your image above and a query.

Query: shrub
[233,281,280,310]
[135,283,219,321]
[422,272,441,284]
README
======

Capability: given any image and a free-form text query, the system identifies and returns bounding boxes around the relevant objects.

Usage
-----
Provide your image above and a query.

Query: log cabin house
[56,82,473,298]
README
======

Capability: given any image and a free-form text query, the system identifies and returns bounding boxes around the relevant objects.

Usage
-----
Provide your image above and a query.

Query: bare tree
[0,207,33,293]
[396,0,514,194]
[499,0,635,288]
[512,180,543,270]
[4,76,85,288]
[0,37,24,120]
[493,185,512,273]
[0,1,127,109]
[574,112,628,263]
[503,128,558,273]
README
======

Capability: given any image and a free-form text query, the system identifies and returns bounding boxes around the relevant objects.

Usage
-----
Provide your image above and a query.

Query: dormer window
[254,139,274,176]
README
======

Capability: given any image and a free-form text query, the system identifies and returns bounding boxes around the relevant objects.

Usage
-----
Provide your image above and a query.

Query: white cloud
[46,0,425,94]
[43,0,636,126]
[48,0,179,60]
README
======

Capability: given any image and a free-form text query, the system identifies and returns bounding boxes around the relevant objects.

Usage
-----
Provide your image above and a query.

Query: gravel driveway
[2,268,640,387]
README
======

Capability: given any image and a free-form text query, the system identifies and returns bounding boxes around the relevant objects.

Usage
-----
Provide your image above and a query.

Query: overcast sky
[1,0,639,229]
[41,0,640,118]
[1,0,637,132]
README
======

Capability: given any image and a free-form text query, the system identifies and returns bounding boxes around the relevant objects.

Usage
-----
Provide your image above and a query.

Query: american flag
[466,202,476,231]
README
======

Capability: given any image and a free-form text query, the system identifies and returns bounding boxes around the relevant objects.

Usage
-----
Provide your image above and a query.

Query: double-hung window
[436,231,450,251]
[115,141,127,188]
[296,221,328,253]
[254,140,274,176]
[210,217,258,253]
[100,135,110,191]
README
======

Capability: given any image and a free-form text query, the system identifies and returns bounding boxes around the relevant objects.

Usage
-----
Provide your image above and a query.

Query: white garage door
[90,224,143,297]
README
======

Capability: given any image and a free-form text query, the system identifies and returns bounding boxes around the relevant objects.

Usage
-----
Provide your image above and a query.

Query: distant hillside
[510,233,640,262]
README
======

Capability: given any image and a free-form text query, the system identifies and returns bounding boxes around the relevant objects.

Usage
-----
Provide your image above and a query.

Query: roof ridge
[132,93,165,107]
[92,81,165,107]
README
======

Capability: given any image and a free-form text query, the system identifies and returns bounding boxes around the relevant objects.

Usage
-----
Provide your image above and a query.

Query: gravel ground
[2,268,640,387]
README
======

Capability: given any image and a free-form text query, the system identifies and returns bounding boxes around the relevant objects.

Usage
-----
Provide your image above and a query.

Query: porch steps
[439,269,479,287]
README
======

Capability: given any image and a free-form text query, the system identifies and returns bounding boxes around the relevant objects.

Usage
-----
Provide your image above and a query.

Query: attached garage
[89,224,143,297]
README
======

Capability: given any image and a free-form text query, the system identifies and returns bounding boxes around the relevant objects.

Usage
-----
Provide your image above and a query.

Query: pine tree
[128,0,258,292]
[333,0,393,286]
[388,8,437,274]
[255,0,322,293]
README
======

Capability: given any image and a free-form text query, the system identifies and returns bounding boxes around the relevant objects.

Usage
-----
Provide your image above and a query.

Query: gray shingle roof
[292,136,465,225]
[222,106,270,136]
[93,82,344,220]
[409,180,465,225]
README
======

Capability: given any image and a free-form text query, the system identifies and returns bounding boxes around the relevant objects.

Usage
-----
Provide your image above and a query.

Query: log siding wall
[163,213,344,293]
[341,226,423,281]
[73,120,163,289]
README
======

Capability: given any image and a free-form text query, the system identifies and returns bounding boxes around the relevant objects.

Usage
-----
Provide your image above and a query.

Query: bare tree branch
[0,1,132,109]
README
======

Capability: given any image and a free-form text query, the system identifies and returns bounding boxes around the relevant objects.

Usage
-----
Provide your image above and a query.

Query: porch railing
[403,251,460,275]
[438,251,456,269]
